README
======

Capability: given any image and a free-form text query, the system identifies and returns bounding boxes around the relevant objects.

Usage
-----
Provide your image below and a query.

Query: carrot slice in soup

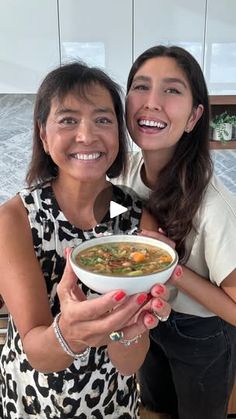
[130,252,146,263]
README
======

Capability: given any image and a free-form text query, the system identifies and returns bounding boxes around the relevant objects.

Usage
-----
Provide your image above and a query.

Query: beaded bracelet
[53,312,90,361]
[119,334,142,346]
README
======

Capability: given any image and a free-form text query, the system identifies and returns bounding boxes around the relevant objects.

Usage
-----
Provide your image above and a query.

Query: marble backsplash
[0,94,34,203]
[0,93,236,205]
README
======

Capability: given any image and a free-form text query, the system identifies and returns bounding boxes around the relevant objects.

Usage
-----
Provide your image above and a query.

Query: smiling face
[40,84,119,184]
[126,57,203,155]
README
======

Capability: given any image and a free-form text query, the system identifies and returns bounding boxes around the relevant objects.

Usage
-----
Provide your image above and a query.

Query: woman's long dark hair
[127,45,213,261]
[26,62,128,186]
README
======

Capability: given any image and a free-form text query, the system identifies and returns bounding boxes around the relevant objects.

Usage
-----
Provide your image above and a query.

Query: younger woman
[113,45,236,419]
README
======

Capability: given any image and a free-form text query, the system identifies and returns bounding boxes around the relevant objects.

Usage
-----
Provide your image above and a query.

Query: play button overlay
[110,200,127,218]
[93,183,136,226]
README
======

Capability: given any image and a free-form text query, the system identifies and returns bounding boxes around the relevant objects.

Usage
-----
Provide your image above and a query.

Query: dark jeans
[139,311,236,419]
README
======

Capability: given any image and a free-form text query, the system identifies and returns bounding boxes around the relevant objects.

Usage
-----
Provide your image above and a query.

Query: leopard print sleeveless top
[0,181,142,418]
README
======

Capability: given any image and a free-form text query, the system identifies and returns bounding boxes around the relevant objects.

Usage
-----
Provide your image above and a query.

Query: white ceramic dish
[70,234,178,295]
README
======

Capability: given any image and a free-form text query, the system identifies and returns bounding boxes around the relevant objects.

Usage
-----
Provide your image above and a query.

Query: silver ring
[153,312,170,322]
[109,330,124,342]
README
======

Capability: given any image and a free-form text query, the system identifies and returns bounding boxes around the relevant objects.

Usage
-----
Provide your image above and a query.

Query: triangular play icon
[110,201,128,218]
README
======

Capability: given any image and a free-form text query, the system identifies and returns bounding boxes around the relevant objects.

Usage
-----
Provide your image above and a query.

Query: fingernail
[114,291,126,302]
[137,293,147,305]
[154,298,164,309]
[175,266,182,278]
[154,285,165,295]
[146,314,155,325]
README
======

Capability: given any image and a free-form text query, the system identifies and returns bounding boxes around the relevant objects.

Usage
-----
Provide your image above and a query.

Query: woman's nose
[75,121,94,144]
[144,91,162,111]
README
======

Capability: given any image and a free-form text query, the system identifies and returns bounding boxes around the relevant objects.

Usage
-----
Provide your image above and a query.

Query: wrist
[53,313,90,361]
[108,332,147,348]
[58,313,88,353]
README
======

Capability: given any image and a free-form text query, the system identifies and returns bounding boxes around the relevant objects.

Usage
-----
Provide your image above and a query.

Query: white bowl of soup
[70,234,178,295]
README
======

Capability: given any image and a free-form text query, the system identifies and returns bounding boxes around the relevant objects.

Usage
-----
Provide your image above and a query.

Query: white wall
[0,0,60,93]
[0,0,236,94]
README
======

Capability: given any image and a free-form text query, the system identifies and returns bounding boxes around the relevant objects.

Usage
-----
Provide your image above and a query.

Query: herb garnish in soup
[76,242,173,276]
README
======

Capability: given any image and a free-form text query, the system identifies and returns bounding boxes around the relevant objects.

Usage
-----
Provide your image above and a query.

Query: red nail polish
[137,293,147,305]
[146,314,154,325]
[155,285,165,295]
[114,291,126,302]
[154,299,164,309]
[175,267,182,277]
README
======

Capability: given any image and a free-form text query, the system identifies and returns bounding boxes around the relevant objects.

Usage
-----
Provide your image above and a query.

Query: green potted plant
[230,114,236,140]
[210,111,233,142]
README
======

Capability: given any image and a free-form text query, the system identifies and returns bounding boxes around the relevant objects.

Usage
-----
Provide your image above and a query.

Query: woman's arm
[107,333,150,376]
[104,208,172,376]
[0,196,73,372]
[71,207,173,376]
[169,266,236,326]
[136,224,236,327]
[0,198,171,374]
[221,269,236,302]
[106,280,171,376]
[58,250,171,377]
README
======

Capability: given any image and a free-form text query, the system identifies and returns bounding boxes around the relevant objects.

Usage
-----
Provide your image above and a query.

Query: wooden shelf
[210,140,236,150]
[210,95,236,117]
[210,95,236,105]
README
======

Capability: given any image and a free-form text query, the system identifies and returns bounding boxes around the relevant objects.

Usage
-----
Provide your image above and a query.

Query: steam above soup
[75,242,173,276]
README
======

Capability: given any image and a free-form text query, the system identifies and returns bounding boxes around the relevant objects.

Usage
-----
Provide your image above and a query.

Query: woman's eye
[97,117,112,125]
[165,87,181,94]
[132,84,149,91]
[59,117,77,125]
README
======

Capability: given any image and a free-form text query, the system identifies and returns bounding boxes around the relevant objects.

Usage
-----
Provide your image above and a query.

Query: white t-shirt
[112,151,236,317]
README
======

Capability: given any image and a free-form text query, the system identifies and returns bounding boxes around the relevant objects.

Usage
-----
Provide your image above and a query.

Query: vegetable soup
[75,242,173,276]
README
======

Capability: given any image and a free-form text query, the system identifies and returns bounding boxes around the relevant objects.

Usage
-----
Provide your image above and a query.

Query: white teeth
[73,152,101,160]
[139,119,166,128]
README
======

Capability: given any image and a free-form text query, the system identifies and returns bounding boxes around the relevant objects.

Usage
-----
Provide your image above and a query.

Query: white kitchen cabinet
[0,0,60,93]
[1,0,236,96]
[204,0,236,95]
[134,0,206,68]
[58,0,132,89]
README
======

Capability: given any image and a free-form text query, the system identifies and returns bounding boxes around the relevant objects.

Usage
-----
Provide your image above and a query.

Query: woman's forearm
[171,266,236,326]
[107,332,150,376]
[23,324,85,373]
